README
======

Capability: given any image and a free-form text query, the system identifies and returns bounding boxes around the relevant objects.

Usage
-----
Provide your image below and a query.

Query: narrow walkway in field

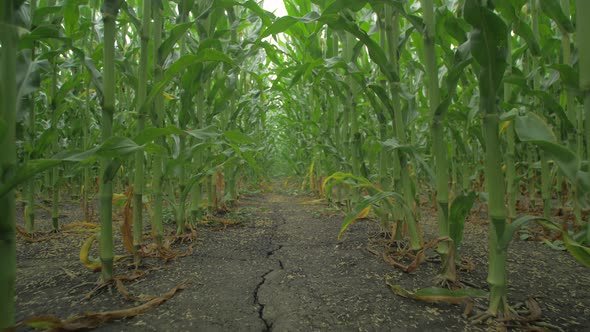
[98,191,473,332]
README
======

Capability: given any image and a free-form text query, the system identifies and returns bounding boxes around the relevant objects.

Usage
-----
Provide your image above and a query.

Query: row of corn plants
[263,0,590,322]
[0,0,288,328]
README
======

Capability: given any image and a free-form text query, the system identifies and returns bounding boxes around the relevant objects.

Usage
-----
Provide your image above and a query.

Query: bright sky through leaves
[262,0,287,16]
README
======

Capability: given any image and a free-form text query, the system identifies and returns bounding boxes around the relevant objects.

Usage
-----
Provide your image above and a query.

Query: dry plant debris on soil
[13,187,590,331]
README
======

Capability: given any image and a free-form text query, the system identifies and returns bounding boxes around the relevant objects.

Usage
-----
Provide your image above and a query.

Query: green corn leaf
[55,75,83,105]
[133,126,185,145]
[501,215,551,249]
[514,113,584,193]
[95,136,144,158]
[380,138,434,182]
[63,0,82,37]
[464,0,508,96]
[145,49,235,109]
[241,0,273,25]
[143,143,168,156]
[158,22,194,62]
[320,14,397,83]
[338,191,404,240]
[389,285,487,303]
[539,0,574,33]
[119,1,141,31]
[536,220,590,268]
[494,0,540,55]
[511,19,540,56]
[549,64,579,92]
[561,240,590,268]
[19,24,69,49]
[449,192,477,248]
[258,12,321,40]
[515,112,556,142]
[223,130,255,144]
[33,6,63,26]
[71,47,103,99]
[323,0,368,15]
[16,59,47,112]
[0,159,62,198]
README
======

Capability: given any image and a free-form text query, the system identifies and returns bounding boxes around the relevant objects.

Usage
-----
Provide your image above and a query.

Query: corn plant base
[13,189,590,331]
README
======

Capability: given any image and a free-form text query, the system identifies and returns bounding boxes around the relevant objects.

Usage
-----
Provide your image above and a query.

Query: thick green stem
[339,32,358,177]
[99,0,120,282]
[385,8,421,250]
[531,0,551,218]
[421,0,453,279]
[25,0,37,234]
[504,28,517,221]
[0,0,18,327]
[150,0,164,246]
[51,168,59,230]
[505,122,517,220]
[176,1,190,235]
[540,151,551,218]
[50,62,59,231]
[483,113,509,316]
[132,0,151,264]
[82,19,94,222]
[191,87,205,220]
[559,0,583,224]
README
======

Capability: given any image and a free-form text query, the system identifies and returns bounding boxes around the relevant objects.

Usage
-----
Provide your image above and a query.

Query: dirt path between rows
[100,192,469,331]
[15,189,590,331]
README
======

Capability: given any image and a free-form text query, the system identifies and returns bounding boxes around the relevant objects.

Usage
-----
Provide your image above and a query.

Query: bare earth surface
[14,187,590,331]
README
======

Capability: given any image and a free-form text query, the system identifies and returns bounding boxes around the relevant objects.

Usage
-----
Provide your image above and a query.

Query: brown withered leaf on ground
[381,237,450,273]
[16,226,61,243]
[17,281,191,331]
[525,297,543,322]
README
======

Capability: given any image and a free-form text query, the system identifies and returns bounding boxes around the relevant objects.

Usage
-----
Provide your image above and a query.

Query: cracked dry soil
[15,190,590,331]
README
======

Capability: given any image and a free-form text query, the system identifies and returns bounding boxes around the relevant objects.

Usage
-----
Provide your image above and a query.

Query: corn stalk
[99,0,120,282]
[0,0,18,328]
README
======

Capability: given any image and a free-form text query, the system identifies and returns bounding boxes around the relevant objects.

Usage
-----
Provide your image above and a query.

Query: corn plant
[0,0,20,328]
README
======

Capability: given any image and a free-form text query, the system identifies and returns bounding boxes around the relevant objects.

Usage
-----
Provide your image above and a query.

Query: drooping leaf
[320,14,398,82]
[95,136,144,158]
[19,24,69,49]
[338,191,405,240]
[223,130,255,144]
[514,113,583,193]
[133,126,185,145]
[449,192,477,248]
[79,234,101,271]
[494,0,540,55]
[0,159,62,198]
[516,219,590,268]
[158,22,194,62]
[258,12,321,40]
[339,206,371,240]
[145,50,235,108]
[389,285,487,304]
[464,0,508,99]
[186,126,222,141]
[539,0,574,33]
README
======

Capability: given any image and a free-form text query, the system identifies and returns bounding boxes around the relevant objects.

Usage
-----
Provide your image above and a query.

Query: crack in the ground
[254,269,274,331]
[266,245,283,258]
[254,209,286,332]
